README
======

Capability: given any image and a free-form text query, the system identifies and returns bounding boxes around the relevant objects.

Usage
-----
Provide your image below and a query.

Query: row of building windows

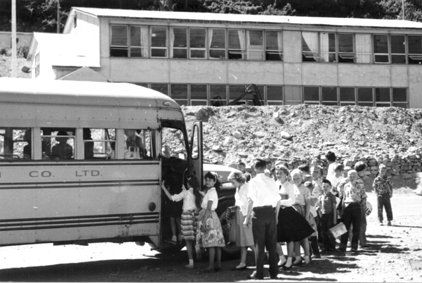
[110,25,282,60]
[137,83,408,108]
[110,25,422,64]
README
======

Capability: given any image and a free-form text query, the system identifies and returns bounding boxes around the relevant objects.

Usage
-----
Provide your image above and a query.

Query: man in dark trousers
[244,159,281,279]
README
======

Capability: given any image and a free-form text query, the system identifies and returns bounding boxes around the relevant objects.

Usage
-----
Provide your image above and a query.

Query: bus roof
[0,78,179,109]
[0,78,183,129]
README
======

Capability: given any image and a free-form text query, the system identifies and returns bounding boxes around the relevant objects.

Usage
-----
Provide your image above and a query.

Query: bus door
[189,121,203,189]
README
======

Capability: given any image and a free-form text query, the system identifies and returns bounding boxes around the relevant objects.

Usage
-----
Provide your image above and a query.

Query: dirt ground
[0,190,421,282]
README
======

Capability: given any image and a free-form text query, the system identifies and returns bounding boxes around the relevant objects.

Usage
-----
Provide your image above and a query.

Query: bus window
[123,129,154,159]
[41,129,75,161]
[83,128,116,160]
[0,128,31,161]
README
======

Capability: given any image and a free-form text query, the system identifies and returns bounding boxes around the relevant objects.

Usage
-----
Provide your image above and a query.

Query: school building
[24,7,422,108]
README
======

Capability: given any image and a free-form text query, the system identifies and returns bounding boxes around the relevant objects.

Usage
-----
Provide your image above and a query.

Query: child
[372,164,393,226]
[304,181,321,259]
[328,163,345,189]
[316,179,337,254]
[197,172,225,272]
[161,175,202,268]
[291,169,312,265]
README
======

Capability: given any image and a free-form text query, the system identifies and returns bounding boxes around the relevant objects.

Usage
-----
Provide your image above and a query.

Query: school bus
[0,78,237,254]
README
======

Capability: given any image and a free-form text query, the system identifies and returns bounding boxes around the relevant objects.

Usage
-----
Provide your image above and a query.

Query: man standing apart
[244,159,281,279]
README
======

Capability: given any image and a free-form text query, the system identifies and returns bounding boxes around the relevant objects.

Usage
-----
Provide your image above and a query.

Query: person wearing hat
[244,159,280,280]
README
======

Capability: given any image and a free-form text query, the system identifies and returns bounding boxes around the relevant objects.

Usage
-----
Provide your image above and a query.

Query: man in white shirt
[244,159,281,280]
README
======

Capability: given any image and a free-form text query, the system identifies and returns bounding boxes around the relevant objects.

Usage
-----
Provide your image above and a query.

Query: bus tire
[217,199,241,257]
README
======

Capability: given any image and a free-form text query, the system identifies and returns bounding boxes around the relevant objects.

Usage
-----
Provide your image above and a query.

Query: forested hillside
[1,0,422,33]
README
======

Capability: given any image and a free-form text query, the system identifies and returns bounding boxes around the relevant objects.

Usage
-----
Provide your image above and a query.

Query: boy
[316,179,337,254]
[372,164,393,226]
[304,181,321,258]
[237,161,252,182]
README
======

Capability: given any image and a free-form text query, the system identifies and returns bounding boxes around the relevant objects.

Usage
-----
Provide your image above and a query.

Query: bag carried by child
[329,222,347,238]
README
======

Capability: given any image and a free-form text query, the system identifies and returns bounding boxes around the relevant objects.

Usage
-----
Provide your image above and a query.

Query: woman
[276,166,314,270]
[291,168,314,265]
[227,170,254,270]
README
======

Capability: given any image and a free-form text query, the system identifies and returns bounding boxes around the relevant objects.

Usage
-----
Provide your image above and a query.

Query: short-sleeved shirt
[201,187,218,211]
[373,175,393,197]
[276,180,296,207]
[248,173,280,208]
[171,188,196,211]
[342,182,367,207]
[294,183,310,206]
[317,192,337,214]
[235,183,250,215]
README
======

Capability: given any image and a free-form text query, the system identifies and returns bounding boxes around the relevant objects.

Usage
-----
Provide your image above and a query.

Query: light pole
[57,0,60,33]
[11,0,17,77]
[402,0,405,20]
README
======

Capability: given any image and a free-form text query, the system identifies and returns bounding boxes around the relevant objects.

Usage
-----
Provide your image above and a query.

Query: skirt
[292,204,318,238]
[196,209,226,248]
[277,206,315,243]
[181,210,198,241]
[233,209,254,247]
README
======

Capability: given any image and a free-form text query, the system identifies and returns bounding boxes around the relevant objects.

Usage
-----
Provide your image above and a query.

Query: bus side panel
[0,162,160,246]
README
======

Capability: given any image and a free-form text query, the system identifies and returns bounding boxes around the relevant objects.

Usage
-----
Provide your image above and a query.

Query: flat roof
[73,7,422,30]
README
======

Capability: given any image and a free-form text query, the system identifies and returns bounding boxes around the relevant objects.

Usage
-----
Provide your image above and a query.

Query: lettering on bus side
[29,171,52,178]
[75,170,101,177]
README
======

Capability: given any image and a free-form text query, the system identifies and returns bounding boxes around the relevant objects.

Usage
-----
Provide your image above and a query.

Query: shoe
[303,256,311,265]
[313,254,321,259]
[232,264,247,271]
[214,267,221,272]
[282,263,293,270]
[350,248,358,254]
[380,222,384,226]
[278,260,287,267]
[270,275,278,279]
[387,221,392,226]
[247,274,263,280]
[185,264,194,269]
[338,247,346,252]
[293,258,303,266]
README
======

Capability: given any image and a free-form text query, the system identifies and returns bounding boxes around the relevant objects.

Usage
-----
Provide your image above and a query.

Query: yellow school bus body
[0,78,188,248]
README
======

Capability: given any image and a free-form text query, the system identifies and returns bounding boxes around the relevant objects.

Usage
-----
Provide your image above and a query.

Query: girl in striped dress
[161,175,202,269]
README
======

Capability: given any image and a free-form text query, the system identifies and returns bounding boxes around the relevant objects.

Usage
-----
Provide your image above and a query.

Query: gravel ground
[0,191,421,282]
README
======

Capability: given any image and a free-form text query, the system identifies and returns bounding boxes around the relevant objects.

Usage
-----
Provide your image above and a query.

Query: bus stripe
[0,212,159,222]
[0,220,159,232]
[0,213,159,231]
[0,161,160,167]
[0,180,159,190]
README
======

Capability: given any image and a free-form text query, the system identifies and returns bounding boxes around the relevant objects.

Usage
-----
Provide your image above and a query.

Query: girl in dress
[291,169,314,265]
[197,172,225,272]
[161,175,202,268]
[276,166,314,270]
[227,170,255,270]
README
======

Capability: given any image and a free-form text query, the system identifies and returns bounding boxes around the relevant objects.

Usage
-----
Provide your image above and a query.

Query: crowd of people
[160,150,395,279]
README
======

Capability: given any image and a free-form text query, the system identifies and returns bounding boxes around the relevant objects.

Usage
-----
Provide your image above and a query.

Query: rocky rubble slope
[183,104,422,179]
